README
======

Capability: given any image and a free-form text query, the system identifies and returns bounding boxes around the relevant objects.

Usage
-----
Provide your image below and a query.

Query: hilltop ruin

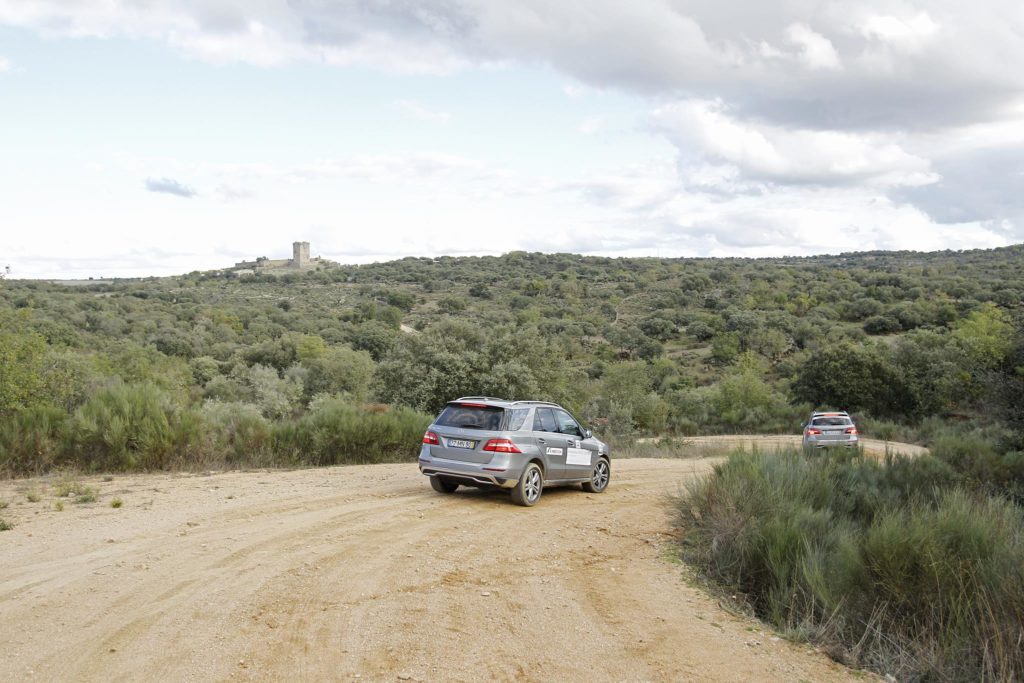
[232,242,337,276]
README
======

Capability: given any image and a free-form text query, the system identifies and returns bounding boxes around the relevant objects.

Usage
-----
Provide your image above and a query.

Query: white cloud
[396,99,452,124]
[785,23,842,70]
[654,100,936,188]
[0,55,12,72]
[860,12,940,48]
[0,0,1021,273]
[577,117,603,135]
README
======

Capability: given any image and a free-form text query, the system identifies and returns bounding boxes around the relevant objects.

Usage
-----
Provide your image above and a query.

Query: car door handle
[537,438,546,444]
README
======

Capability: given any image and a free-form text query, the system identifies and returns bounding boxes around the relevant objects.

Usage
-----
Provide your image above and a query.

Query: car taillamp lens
[482,438,521,453]
[423,431,440,445]
[807,428,822,435]
[845,427,858,435]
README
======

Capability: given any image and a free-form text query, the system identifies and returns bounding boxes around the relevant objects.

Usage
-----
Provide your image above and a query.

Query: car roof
[450,397,561,410]
[811,411,851,418]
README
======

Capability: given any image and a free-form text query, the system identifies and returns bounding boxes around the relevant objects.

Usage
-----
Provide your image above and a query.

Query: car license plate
[826,430,841,435]
[447,439,475,449]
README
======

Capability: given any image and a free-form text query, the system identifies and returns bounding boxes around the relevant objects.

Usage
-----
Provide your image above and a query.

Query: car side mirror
[584,429,593,439]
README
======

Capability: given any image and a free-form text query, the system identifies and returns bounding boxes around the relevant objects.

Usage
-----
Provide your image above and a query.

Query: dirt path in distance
[1,458,874,682]
[668,434,927,458]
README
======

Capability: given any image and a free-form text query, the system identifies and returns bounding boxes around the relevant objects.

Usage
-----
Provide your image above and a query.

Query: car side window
[533,408,557,433]
[554,409,582,437]
[505,408,530,431]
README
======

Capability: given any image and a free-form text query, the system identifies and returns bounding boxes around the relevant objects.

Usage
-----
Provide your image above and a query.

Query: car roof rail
[510,400,557,406]
[452,396,507,402]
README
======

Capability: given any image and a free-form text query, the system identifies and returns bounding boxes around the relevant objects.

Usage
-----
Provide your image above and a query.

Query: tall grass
[273,399,432,466]
[681,448,1024,682]
[0,384,432,475]
[74,383,175,470]
[0,405,72,475]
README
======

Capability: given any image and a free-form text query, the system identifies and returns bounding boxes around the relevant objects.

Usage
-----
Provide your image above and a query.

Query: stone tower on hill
[231,241,337,276]
[292,241,310,268]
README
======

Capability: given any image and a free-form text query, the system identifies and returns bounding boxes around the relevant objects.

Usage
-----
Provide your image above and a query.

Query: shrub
[301,346,375,402]
[863,315,902,335]
[681,448,1024,682]
[201,401,273,465]
[931,433,1024,504]
[273,399,432,466]
[73,383,174,470]
[0,405,73,475]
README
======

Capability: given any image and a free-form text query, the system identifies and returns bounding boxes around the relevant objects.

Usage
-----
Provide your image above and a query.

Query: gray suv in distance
[802,411,859,449]
[418,397,611,506]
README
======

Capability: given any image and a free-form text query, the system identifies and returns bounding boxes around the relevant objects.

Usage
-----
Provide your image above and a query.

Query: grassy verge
[0,391,433,477]
[678,447,1024,682]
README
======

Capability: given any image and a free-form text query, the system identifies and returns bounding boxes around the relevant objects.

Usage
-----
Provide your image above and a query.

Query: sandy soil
[1,458,874,682]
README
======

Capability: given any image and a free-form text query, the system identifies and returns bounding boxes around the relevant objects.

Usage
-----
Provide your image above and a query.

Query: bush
[201,401,273,465]
[273,399,432,466]
[932,433,1024,504]
[863,315,902,335]
[681,448,1024,682]
[73,383,175,470]
[0,405,73,475]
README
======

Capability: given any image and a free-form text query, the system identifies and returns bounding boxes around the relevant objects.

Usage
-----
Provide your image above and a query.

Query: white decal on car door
[566,448,591,466]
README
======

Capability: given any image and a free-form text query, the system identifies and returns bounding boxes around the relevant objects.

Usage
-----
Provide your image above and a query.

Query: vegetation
[681,446,1024,681]
[1,246,1021,475]
[1,245,1022,680]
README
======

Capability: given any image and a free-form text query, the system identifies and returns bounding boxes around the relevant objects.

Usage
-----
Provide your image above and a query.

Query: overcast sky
[1,1,1022,278]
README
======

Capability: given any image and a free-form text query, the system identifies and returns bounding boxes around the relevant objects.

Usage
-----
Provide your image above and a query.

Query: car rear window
[812,416,853,427]
[435,404,504,430]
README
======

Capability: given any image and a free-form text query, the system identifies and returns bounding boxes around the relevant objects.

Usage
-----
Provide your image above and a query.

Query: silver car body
[802,411,859,448]
[418,397,609,497]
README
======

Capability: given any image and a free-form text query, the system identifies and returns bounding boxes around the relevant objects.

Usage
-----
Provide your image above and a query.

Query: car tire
[511,463,543,507]
[582,457,610,493]
[430,476,459,494]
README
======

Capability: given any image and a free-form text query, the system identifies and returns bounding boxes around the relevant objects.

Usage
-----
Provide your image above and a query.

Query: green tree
[0,310,48,415]
[953,303,1014,368]
[793,343,912,418]
[302,346,375,401]
[710,331,741,365]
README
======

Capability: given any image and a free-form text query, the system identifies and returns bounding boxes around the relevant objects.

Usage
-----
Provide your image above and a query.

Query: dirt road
[648,435,928,458]
[1,458,869,682]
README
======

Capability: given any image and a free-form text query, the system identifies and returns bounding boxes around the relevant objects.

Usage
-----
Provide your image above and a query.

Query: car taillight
[806,428,822,436]
[845,427,858,435]
[482,438,521,454]
[423,431,439,445]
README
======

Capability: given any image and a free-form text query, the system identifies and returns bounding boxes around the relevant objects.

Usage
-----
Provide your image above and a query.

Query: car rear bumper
[803,436,859,448]
[419,450,520,488]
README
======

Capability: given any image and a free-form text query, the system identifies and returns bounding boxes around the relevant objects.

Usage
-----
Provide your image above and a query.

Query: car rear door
[428,403,504,464]
[532,407,568,479]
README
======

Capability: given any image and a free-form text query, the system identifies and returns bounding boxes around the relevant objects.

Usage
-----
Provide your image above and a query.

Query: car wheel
[430,476,459,494]
[582,457,610,493]
[511,463,543,507]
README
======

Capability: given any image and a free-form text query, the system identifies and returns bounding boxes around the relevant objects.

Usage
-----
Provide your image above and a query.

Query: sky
[1,1,1022,279]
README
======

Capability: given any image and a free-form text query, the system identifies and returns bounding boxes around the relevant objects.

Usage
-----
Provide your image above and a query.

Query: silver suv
[418,397,611,506]
[802,411,859,448]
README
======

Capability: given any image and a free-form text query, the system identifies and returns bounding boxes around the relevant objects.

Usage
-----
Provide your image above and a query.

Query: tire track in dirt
[0,458,875,682]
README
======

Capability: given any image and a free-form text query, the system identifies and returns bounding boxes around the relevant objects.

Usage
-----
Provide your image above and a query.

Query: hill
[0,245,1022,473]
